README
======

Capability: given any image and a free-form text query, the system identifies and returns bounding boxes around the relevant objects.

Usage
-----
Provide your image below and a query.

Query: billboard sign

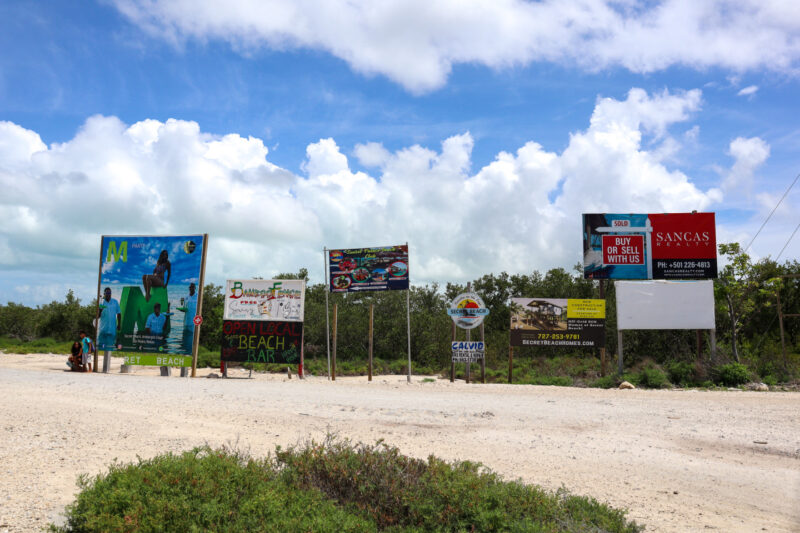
[510,298,605,347]
[328,245,409,292]
[583,213,716,280]
[451,341,485,362]
[221,320,303,364]
[223,279,305,322]
[97,235,206,356]
[448,292,489,330]
[616,280,715,330]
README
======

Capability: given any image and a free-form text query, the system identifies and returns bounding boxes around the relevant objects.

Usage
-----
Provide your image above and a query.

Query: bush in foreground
[54,438,642,533]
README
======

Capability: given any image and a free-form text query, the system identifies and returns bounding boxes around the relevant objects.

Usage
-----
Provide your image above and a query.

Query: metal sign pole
[406,286,412,383]
[324,248,331,380]
[368,303,374,381]
[94,239,103,373]
[617,330,624,375]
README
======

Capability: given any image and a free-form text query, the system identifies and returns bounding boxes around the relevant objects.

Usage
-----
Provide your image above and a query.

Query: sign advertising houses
[510,298,605,347]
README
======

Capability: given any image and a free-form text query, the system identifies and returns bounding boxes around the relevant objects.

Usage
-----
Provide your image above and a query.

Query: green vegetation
[53,438,642,533]
[715,362,751,387]
[4,243,800,386]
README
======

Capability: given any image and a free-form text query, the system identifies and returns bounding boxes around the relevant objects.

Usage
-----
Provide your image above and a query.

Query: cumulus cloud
[111,0,800,92]
[0,88,735,303]
[725,136,770,191]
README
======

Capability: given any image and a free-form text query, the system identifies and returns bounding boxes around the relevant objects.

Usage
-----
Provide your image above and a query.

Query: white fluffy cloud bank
[0,88,766,302]
[112,0,800,92]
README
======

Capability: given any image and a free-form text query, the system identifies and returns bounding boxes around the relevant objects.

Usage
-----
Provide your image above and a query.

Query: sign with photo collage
[328,245,409,292]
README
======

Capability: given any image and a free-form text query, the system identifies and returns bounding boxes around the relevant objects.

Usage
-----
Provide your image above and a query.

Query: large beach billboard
[223,279,305,321]
[583,213,716,280]
[328,245,409,293]
[97,235,206,357]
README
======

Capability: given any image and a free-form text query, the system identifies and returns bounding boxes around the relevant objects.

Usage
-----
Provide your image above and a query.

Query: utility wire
[776,220,800,261]
[744,171,800,253]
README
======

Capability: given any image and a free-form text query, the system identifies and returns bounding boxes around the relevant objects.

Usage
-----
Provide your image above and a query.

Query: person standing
[183,283,197,330]
[97,287,121,350]
[79,331,93,373]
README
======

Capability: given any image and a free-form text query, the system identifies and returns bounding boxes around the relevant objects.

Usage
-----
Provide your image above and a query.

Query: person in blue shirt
[97,287,121,350]
[145,303,167,336]
[183,283,197,330]
[79,330,93,373]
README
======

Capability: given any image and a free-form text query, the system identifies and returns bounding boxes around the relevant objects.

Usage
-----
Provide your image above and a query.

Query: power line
[744,171,800,253]
[776,220,800,261]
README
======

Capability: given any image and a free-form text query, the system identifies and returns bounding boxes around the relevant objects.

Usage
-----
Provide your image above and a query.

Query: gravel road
[0,353,798,532]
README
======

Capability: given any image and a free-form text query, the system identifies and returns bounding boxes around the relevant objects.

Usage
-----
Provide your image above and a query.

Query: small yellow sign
[566,299,605,319]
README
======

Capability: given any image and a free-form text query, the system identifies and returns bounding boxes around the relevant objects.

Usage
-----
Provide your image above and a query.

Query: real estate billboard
[510,298,605,347]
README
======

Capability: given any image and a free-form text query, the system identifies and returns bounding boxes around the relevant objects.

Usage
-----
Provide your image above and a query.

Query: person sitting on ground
[67,341,82,371]
[79,331,93,373]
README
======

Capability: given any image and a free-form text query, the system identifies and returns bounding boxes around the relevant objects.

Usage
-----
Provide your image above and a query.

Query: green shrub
[762,375,778,386]
[716,362,750,386]
[637,367,669,389]
[51,448,375,533]
[54,439,643,533]
[589,375,617,389]
[665,361,693,386]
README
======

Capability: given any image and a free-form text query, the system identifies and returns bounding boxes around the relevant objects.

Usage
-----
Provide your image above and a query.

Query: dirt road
[0,353,798,532]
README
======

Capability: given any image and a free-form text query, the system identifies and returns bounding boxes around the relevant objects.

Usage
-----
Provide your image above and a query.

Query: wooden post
[368,303,374,381]
[617,330,624,375]
[299,324,305,379]
[777,292,789,372]
[599,280,607,377]
[508,346,513,384]
[332,302,337,381]
[696,329,702,360]
[465,325,471,384]
[190,234,209,378]
[450,321,456,382]
[480,322,485,384]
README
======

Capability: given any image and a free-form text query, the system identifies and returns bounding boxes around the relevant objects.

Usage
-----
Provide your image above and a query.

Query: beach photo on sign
[510,299,568,331]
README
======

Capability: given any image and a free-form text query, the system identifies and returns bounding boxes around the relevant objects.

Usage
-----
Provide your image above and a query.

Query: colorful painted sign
[583,213,717,279]
[448,292,489,330]
[510,298,605,347]
[221,320,303,364]
[328,245,409,292]
[97,235,206,355]
[223,279,305,322]
[451,341,485,362]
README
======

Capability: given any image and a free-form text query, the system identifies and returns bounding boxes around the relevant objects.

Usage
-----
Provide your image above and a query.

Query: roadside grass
[0,335,72,354]
[52,437,643,533]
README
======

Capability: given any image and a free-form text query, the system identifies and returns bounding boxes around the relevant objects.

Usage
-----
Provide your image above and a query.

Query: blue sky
[1,0,799,305]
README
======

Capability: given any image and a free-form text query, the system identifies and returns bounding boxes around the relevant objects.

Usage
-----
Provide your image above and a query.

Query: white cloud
[737,85,759,96]
[111,0,800,92]
[0,87,770,304]
[725,136,770,191]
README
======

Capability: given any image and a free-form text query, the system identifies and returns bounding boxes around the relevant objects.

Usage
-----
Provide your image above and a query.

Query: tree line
[1,244,798,381]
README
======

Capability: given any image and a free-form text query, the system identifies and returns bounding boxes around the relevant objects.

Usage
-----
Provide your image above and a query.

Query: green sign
[122,354,192,367]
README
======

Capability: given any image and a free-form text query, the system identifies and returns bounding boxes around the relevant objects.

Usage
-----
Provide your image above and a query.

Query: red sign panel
[602,235,644,265]
[649,213,716,260]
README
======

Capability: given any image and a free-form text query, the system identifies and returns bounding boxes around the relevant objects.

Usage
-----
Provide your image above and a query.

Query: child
[79,331,93,373]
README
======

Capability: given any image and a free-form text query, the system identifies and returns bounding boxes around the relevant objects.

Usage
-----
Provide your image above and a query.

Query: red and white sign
[649,213,716,260]
[602,235,644,265]
[193,315,203,326]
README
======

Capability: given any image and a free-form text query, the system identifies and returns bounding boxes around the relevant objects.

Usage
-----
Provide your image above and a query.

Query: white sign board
[451,341,485,362]
[223,279,305,322]
[616,280,714,330]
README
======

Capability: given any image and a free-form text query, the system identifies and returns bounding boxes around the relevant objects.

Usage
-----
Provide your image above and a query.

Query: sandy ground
[0,353,798,533]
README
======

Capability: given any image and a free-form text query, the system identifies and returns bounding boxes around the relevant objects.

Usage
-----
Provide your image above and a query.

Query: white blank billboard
[616,280,715,330]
